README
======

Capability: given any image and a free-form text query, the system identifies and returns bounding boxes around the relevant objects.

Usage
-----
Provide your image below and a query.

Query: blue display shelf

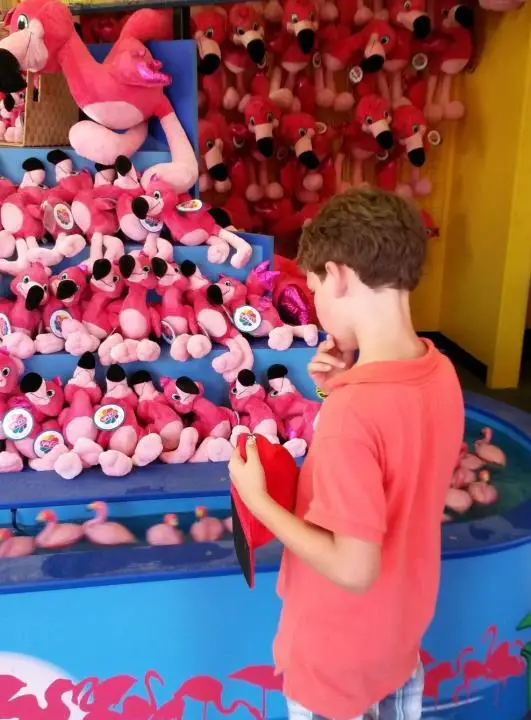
[69,0,249,13]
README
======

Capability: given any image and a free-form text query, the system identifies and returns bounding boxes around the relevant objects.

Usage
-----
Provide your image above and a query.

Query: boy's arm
[250,497,381,593]
[229,434,385,593]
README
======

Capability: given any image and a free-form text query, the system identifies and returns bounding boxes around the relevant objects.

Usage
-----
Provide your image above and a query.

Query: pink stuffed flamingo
[146,513,185,546]
[0,528,35,557]
[35,510,84,549]
[83,501,136,545]
[474,428,507,467]
[190,506,226,543]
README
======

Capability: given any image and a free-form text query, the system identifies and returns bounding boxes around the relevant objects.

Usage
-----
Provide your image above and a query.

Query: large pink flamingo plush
[0,528,35,557]
[0,0,198,191]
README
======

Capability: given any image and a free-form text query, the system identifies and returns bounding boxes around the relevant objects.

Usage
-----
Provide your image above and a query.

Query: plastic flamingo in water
[146,513,185,546]
[474,428,507,466]
[35,510,84,549]
[190,507,226,543]
[83,501,136,545]
[0,528,35,557]
[467,469,498,505]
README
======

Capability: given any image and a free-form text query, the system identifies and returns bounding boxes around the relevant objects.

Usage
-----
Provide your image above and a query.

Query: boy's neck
[353,290,425,366]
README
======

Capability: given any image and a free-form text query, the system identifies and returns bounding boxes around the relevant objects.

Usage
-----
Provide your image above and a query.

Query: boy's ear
[324,261,348,298]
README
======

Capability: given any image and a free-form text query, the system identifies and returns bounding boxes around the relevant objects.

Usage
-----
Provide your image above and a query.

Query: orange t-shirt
[274,340,464,719]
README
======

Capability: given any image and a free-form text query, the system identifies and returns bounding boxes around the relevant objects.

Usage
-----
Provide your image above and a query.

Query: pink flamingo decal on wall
[229,666,283,720]
[155,676,262,720]
[422,647,472,705]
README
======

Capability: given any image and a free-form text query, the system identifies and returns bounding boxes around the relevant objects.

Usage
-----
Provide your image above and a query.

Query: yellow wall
[435,7,531,388]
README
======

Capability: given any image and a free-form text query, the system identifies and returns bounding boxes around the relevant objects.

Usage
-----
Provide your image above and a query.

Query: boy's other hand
[229,436,269,515]
[308,335,354,393]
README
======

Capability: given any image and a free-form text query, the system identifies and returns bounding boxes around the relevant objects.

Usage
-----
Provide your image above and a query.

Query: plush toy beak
[56,279,78,301]
[453,4,474,28]
[25,284,45,311]
[396,11,431,38]
[195,33,221,75]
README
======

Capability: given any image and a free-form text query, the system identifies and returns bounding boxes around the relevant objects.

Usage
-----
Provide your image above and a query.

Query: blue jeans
[287,659,424,720]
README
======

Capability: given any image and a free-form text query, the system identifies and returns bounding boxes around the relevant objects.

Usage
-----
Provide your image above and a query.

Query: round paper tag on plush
[412,53,428,71]
[427,130,442,146]
[140,216,163,233]
[177,198,203,213]
[50,309,73,338]
[54,203,75,231]
[349,66,363,84]
[161,320,176,344]
[376,150,389,162]
[0,312,11,337]
[93,404,125,431]
[233,305,262,333]
[312,52,322,69]
[33,430,64,458]
[3,408,34,441]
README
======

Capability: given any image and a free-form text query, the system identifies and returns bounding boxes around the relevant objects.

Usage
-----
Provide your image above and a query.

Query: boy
[228,188,464,720]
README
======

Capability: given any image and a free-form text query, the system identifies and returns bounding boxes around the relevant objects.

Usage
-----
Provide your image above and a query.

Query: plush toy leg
[268,325,295,351]
[99,450,134,477]
[160,427,199,463]
[99,333,125,365]
[440,74,465,121]
[103,235,124,262]
[314,65,335,109]
[283,438,307,458]
[424,74,443,125]
[55,233,87,260]
[269,66,294,110]
[292,324,319,346]
[0,448,23,472]
[216,228,252,269]
[62,320,100,356]
[141,113,199,193]
[69,120,148,165]
[206,236,231,265]
[189,437,232,463]
[29,443,69,472]
[133,433,163,467]
[1,332,35,359]
[211,336,254,381]
[445,487,473,514]
[159,420,184,452]
[0,239,30,275]
[410,167,432,197]
[136,339,161,362]
[186,334,212,359]
[169,334,191,362]
[72,438,104,467]
[34,333,65,355]
[53,450,84,479]
[230,424,251,447]
[0,231,16,259]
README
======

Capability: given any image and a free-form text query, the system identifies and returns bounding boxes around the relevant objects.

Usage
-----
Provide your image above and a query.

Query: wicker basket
[0,72,80,148]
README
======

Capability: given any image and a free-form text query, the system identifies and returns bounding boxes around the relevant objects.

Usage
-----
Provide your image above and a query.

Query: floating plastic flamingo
[83,501,136,545]
[190,507,226,543]
[467,469,498,505]
[0,528,35,557]
[474,428,507,466]
[146,513,185,546]
[36,510,84,549]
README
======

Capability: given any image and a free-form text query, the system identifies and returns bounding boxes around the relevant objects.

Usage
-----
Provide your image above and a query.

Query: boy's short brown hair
[297,188,427,291]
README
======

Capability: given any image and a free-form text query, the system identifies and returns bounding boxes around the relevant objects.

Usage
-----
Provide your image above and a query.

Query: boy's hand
[308,335,355,393]
[228,436,270,515]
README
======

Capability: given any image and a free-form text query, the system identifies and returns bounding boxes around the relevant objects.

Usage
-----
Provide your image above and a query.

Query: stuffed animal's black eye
[60,273,68,280]
[2,367,9,377]
[205,27,214,38]
[153,191,162,200]
[270,390,279,397]
[236,26,245,35]
[172,393,179,401]
[17,14,29,30]
[206,140,215,149]
[22,275,29,283]
[113,275,119,283]
[46,389,55,398]
[231,387,238,394]
[143,265,150,272]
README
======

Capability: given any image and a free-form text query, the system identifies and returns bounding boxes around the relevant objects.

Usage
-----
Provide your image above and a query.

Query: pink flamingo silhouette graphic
[229,665,283,720]
[122,671,164,718]
[155,676,262,720]
[74,674,138,719]
[0,675,76,719]
[422,647,472,705]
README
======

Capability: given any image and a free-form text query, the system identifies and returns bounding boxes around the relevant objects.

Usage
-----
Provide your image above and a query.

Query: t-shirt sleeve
[305,435,386,544]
